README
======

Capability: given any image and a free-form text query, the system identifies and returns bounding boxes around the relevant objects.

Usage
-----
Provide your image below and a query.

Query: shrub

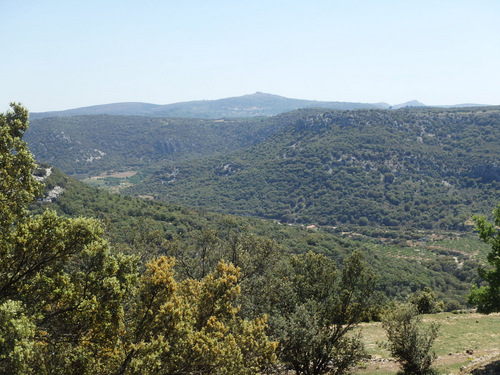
[381,303,440,375]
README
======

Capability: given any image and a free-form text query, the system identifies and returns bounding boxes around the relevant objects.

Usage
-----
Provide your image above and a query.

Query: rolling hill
[124,106,500,231]
[30,92,390,119]
[25,103,500,232]
[24,114,288,178]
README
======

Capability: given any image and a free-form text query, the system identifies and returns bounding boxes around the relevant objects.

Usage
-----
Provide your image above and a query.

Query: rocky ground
[358,349,500,374]
[458,353,500,375]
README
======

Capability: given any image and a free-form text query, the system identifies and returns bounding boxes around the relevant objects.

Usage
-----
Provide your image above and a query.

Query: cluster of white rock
[34,167,64,203]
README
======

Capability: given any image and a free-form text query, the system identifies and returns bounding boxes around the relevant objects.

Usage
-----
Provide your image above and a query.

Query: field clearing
[83,171,141,193]
[90,171,137,179]
[357,312,500,375]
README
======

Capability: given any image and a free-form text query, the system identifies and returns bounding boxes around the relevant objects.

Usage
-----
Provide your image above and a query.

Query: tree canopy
[269,251,376,375]
[468,204,500,313]
[0,104,277,374]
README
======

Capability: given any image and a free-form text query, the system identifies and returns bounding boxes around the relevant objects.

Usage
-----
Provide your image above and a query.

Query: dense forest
[26,106,500,231]
[31,166,486,309]
[125,107,500,230]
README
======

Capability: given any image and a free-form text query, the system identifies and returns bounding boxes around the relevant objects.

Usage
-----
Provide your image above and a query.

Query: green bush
[381,303,440,375]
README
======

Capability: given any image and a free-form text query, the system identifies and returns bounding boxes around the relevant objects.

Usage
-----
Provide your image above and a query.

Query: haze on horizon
[1,0,499,112]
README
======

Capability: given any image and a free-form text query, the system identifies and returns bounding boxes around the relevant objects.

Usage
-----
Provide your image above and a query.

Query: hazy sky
[1,0,499,111]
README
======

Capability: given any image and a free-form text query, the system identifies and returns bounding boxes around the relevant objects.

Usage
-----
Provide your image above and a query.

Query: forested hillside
[31,166,486,310]
[126,107,500,230]
[26,106,500,231]
[25,114,285,178]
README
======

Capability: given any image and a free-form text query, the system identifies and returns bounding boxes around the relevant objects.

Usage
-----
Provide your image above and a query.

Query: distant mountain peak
[393,100,426,109]
[31,93,390,119]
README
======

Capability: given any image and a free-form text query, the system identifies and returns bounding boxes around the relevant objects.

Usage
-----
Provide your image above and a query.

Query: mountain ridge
[30,92,492,119]
[30,92,392,119]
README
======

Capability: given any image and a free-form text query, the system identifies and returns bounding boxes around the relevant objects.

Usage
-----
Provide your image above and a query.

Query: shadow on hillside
[468,360,500,375]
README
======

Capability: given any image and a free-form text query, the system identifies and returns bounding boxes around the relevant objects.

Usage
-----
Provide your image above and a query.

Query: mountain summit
[392,100,426,109]
[31,93,390,119]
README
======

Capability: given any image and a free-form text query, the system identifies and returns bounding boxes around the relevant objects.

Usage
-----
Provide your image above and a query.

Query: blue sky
[1,0,499,111]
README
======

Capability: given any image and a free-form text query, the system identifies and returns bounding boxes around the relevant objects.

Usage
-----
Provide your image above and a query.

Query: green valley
[31,165,485,309]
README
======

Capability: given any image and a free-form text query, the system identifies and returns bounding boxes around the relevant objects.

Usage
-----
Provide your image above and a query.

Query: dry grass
[356,312,500,375]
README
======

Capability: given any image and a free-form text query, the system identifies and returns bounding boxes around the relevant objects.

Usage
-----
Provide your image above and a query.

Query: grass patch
[357,312,500,375]
[430,236,491,261]
[83,170,145,193]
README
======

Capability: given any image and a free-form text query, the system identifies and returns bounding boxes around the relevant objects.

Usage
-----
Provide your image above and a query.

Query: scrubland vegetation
[3,103,500,374]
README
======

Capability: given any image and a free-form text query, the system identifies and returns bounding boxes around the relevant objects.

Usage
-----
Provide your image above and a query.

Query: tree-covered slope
[24,114,285,178]
[31,166,485,309]
[125,107,500,230]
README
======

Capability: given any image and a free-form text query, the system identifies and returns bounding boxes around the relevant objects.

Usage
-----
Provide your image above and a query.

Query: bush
[271,251,376,375]
[407,287,443,314]
[381,303,440,375]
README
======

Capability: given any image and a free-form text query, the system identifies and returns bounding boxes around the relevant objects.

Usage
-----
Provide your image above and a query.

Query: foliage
[0,300,36,374]
[1,104,136,374]
[468,203,500,313]
[126,107,500,231]
[407,287,443,314]
[119,257,277,375]
[270,251,376,375]
[0,103,43,232]
[381,303,440,375]
[1,104,277,374]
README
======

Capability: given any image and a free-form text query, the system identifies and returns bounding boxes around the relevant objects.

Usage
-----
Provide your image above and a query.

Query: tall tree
[0,103,138,374]
[0,104,42,238]
[270,251,376,375]
[468,204,500,313]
